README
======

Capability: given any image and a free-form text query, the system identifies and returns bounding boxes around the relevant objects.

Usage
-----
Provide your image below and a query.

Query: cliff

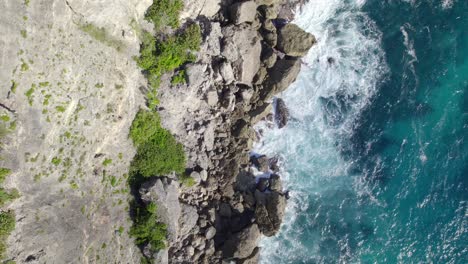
[0,0,315,263]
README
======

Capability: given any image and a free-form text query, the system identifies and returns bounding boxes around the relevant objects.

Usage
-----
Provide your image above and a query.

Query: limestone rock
[277,23,316,57]
[181,0,222,21]
[229,1,258,25]
[140,179,181,242]
[254,190,286,236]
[221,224,261,259]
[261,58,302,101]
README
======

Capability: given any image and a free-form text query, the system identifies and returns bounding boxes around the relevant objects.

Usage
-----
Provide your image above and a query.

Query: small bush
[130,203,167,251]
[51,157,61,166]
[102,158,112,166]
[129,110,161,147]
[171,70,186,85]
[179,174,195,187]
[0,188,20,206]
[145,0,184,30]
[0,168,11,184]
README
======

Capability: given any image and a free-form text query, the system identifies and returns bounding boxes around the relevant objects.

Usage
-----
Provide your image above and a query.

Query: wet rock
[254,190,286,236]
[277,23,316,57]
[230,1,257,25]
[257,178,269,192]
[221,224,261,259]
[269,174,282,192]
[219,203,232,218]
[251,155,269,172]
[274,98,289,128]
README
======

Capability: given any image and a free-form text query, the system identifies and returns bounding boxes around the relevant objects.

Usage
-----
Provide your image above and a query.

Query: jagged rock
[140,179,181,242]
[206,89,219,107]
[261,58,302,101]
[186,63,209,88]
[275,98,289,128]
[181,0,222,21]
[154,248,169,264]
[219,61,235,84]
[221,224,261,259]
[269,156,280,172]
[235,170,257,192]
[255,0,280,6]
[262,46,278,69]
[277,23,316,57]
[205,226,217,240]
[200,170,208,182]
[222,25,262,85]
[240,247,260,264]
[229,1,257,25]
[250,102,272,124]
[254,190,286,236]
[259,5,278,19]
[251,155,269,172]
[179,204,199,240]
[269,174,282,192]
[257,178,269,192]
[201,22,223,58]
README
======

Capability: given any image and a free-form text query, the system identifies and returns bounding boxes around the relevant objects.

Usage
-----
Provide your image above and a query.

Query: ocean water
[255,0,468,263]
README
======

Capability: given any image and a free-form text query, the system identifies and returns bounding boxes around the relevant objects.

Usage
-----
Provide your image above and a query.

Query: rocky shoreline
[139,0,315,263]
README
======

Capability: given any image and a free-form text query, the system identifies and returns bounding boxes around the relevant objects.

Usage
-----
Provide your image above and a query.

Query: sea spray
[254,0,387,262]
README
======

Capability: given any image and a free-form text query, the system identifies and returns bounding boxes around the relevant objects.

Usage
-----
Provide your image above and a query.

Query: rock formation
[145,0,316,262]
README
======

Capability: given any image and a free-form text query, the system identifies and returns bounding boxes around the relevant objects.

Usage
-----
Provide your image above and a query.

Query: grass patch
[0,211,15,259]
[171,70,186,85]
[0,116,10,122]
[51,157,61,166]
[102,158,112,166]
[20,60,29,72]
[20,30,27,38]
[78,23,125,51]
[179,173,195,187]
[25,84,35,106]
[55,105,66,113]
[0,188,19,206]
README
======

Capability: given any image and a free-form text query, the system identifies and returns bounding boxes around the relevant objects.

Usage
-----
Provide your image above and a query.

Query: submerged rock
[277,23,316,57]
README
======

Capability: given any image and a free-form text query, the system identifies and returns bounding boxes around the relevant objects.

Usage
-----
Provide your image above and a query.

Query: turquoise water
[255,0,468,263]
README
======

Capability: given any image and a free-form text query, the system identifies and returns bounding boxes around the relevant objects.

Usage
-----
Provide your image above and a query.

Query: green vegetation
[55,105,66,113]
[136,24,201,108]
[102,158,112,166]
[144,0,184,31]
[51,157,61,166]
[0,169,11,183]
[130,203,167,251]
[25,84,35,106]
[10,81,17,94]
[20,30,27,38]
[0,116,10,122]
[24,0,29,6]
[179,173,195,187]
[78,23,125,51]
[20,60,29,72]
[128,1,202,261]
[0,211,15,259]
[0,188,19,206]
[129,110,185,178]
[171,70,186,85]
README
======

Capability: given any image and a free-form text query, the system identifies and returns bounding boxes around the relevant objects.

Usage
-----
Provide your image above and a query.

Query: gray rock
[274,98,289,128]
[235,170,257,192]
[140,179,181,242]
[205,226,217,240]
[206,89,219,107]
[221,224,261,259]
[262,46,278,69]
[240,247,260,264]
[254,190,286,236]
[269,174,282,192]
[261,58,302,101]
[229,1,257,25]
[257,178,269,192]
[259,5,278,19]
[219,62,235,84]
[251,155,269,172]
[200,170,208,182]
[190,171,202,184]
[154,248,169,264]
[277,23,316,57]
[219,203,232,218]
[181,0,221,21]
[249,103,273,124]
[178,204,199,240]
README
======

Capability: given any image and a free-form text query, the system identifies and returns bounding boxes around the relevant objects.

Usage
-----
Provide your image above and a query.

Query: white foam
[255,0,388,262]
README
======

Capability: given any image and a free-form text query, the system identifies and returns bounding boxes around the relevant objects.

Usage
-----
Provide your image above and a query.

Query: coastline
[139,0,315,262]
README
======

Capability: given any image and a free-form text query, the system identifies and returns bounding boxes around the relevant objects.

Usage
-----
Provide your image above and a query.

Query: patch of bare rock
[140,0,316,263]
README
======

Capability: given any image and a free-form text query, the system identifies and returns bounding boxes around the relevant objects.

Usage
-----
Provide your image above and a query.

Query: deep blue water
[256,0,468,263]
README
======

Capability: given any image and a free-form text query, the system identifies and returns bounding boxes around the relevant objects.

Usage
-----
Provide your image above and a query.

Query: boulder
[219,61,235,84]
[139,179,181,242]
[221,224,261,259]
[222,25,262,85]
[254,190,286,236]
[180,0,221,21]
[249,103,272,124]
[260,58,301,101]
[229,1,257,25]
[206,89,219,107]
[259,5,277,19]
[277,23,316,57]
[205,226,217,240]
[240,247,260,264]
[251,155,269,172]
[261,46,278,69]
[274,98,289,128]
[257,178,269,192]
[235,170,256,192]
[269,174,282,192]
